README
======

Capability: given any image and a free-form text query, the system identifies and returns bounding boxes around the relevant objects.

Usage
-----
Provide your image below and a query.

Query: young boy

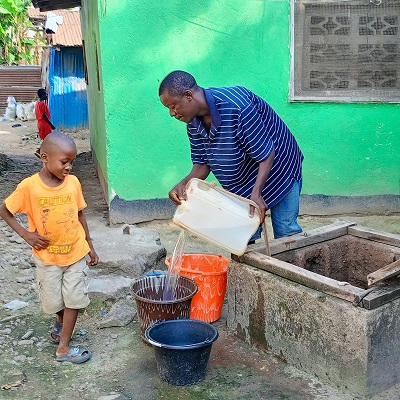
[0,131,98,364]
[35,88,55,158]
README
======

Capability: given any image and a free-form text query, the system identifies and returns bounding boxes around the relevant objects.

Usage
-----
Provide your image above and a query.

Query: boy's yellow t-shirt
[5,173,90,267]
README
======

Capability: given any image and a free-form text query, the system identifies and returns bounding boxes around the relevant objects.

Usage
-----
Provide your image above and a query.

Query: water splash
[163,230,188,301]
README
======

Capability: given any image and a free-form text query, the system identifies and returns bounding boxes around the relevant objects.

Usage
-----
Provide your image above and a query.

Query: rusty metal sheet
[0,66,42,115]
[31,0,81,12]
[27,7,82,46]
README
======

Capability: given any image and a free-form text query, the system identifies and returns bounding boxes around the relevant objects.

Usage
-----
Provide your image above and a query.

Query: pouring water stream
[163,230,188,301]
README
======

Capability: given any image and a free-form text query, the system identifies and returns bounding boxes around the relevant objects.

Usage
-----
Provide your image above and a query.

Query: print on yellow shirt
[37,194,76,255]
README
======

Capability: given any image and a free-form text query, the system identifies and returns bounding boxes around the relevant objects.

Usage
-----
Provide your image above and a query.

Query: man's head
[158,70,198,97]
[159,71,203,123]
[40,131,77,181]
[37,88,48,101]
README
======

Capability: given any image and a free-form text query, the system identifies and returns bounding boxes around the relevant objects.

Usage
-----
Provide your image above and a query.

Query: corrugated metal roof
[27,6,82,47]
[0,66,42,114]
[31,0,81,12]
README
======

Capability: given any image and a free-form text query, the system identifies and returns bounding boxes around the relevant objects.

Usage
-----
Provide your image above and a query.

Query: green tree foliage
[0,0,42,65]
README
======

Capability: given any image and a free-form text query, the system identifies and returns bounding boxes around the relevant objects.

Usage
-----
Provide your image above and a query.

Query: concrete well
[227,221,400,397]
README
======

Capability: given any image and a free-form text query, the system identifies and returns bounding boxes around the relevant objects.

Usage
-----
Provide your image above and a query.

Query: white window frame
[290,0,400,103]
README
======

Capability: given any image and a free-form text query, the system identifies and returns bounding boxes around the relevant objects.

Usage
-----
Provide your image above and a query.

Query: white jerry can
[173,178,261,256]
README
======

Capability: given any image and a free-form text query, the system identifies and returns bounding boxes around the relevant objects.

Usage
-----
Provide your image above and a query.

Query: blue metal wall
[48,46,89,130]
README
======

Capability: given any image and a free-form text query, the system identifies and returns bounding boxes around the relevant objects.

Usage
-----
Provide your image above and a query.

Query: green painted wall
[80,0,108,191]
[85,0,400,206]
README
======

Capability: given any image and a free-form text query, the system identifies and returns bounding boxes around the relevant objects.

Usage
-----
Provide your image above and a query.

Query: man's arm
[236,99,276,223]
[169,164,210,205]
[249,149,275,224]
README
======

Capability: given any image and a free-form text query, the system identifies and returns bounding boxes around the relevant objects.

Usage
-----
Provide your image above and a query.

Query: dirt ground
[1,120,400,400]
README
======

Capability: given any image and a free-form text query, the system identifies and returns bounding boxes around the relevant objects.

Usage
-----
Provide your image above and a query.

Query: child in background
[35,88,55,158]
[0,131,98,364]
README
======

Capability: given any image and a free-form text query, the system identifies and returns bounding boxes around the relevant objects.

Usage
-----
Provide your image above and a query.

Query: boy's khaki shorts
[33,255,90,314]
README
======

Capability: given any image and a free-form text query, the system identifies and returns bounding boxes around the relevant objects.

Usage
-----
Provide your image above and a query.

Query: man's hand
[249,192,268,224]
[169,181,187,205]
[249,152,275,224]
[169,164,210,205]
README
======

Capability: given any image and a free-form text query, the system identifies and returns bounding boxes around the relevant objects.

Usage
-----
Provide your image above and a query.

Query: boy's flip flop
[50,321,63,344]
[56,347,92,364]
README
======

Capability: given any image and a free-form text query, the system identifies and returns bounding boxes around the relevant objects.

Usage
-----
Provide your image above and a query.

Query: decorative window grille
[290,0,400,102]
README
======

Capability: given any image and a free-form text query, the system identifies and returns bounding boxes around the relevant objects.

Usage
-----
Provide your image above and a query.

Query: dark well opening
[273,236,400,289]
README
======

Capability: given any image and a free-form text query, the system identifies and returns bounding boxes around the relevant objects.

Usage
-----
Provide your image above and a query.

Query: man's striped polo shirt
[186,86,303,208]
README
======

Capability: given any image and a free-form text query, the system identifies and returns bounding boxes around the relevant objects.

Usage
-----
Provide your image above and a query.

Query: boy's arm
[42,113,55,130]
[0,203,51,250]
[78,210,98,266]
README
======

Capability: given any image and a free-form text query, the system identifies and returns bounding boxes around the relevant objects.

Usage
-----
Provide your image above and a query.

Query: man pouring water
[159,70,304,240]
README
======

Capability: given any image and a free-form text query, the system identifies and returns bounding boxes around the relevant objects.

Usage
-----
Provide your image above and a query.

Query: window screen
[291,0,400,102]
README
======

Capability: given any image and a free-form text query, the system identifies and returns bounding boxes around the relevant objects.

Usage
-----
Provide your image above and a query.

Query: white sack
[16,104,27,121]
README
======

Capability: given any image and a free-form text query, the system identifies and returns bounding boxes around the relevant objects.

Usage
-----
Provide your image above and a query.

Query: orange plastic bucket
[165,254,229,323]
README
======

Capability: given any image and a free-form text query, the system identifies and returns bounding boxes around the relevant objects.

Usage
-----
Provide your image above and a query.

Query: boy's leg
[55,258,91,361]
[55,307,90,362]
[270,180,302,239]
[56,307,78,356]
[33,255,66,343]
[56,307,92,360]
[50,312,64,343]
[56,309,64,322]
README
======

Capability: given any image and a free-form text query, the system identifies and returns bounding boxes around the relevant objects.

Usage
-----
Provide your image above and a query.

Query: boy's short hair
[37,88,47,97]
[42,131,76,153]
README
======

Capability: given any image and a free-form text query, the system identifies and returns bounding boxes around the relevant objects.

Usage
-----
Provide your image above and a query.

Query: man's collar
[204,88,222,128]
[190,88,222,131]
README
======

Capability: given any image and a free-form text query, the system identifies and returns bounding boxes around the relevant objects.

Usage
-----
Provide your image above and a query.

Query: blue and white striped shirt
[187,86,303,208]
